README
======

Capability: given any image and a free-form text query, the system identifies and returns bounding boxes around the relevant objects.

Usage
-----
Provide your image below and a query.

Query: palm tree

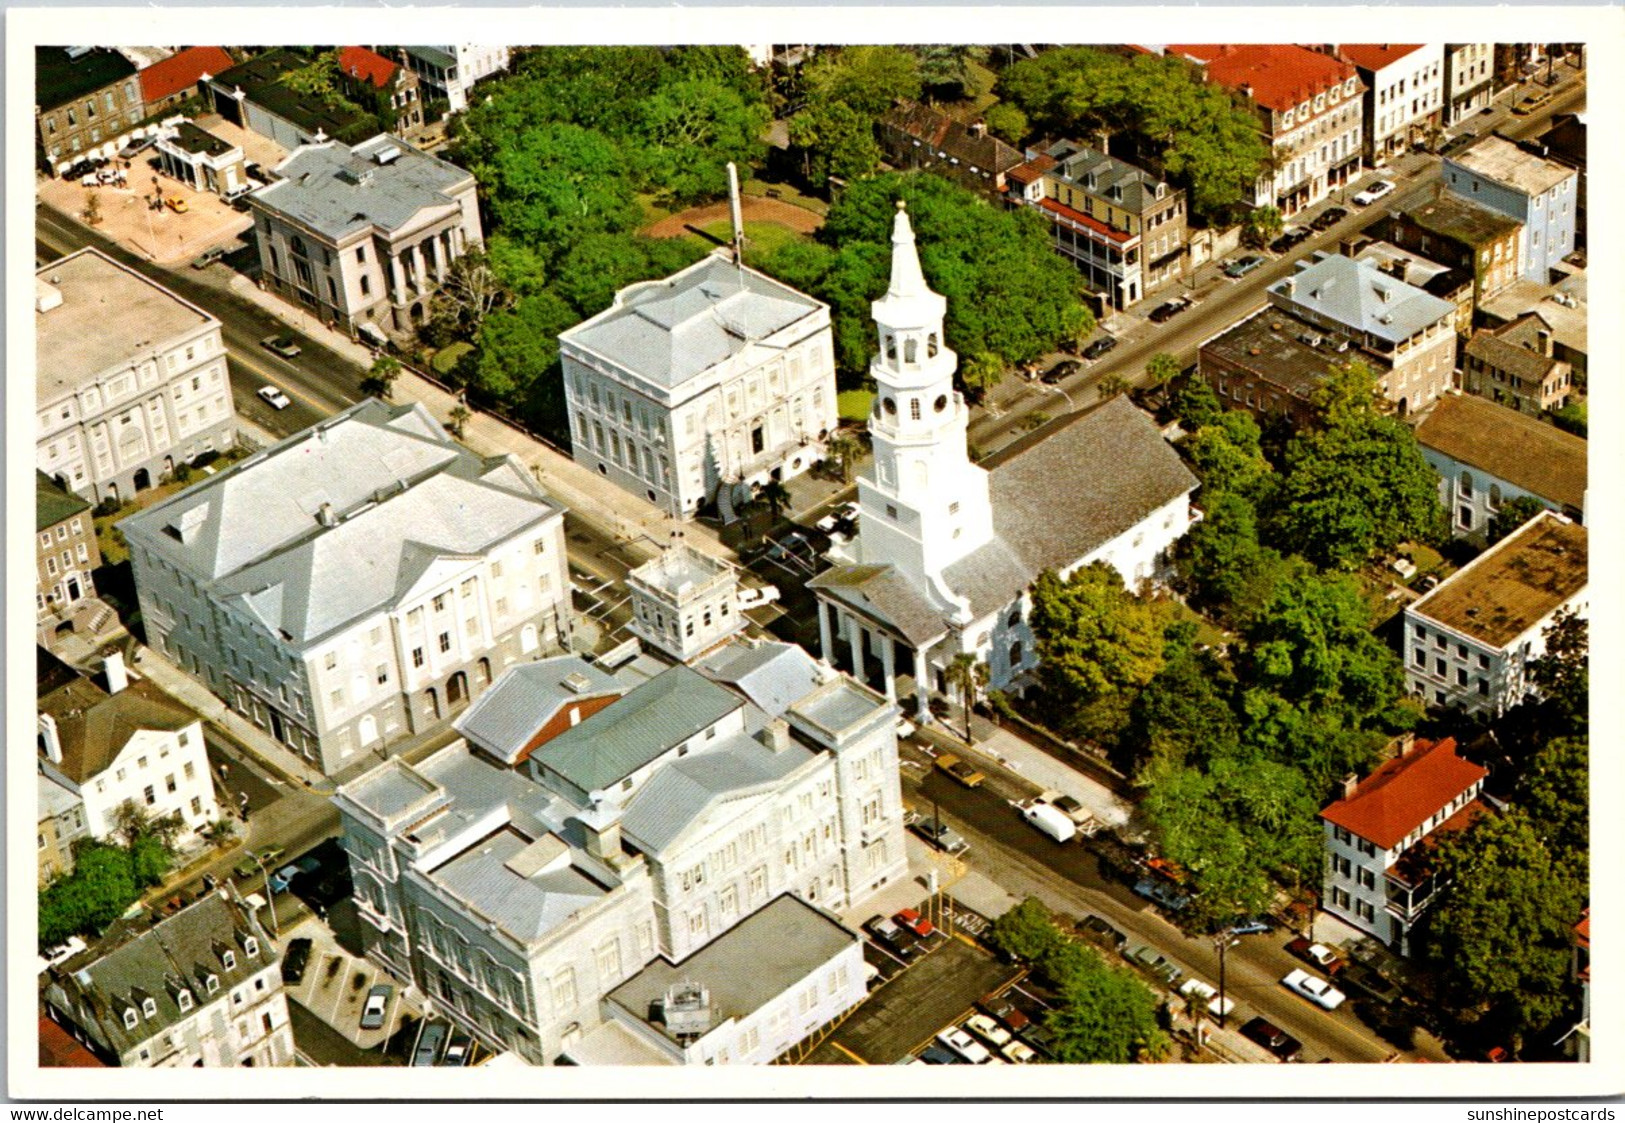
[447,404,471,439]
[945,653,989,744]
[825,432,861,483]
[359,354,402,400]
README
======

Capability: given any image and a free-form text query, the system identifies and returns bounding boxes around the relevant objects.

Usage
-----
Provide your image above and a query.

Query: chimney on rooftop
[1537,328,1553,356]
[1341,772,1360,799]
[1392,730,1417,759]
[757,719,791,755]
[968,120,987,139]
[104,650,128,695]
[317,502,338,528]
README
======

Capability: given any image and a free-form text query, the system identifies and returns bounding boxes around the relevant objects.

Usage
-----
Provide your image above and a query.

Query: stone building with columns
[809,204,1197,718]
[247,132,482,338]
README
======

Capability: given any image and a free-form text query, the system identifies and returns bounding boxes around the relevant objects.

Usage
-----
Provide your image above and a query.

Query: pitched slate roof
[1466,313,1565,383]
[37,471,90,532]
[428,826,608,943]
[561,254,825,390]
[1271,254,1455,344]
[879,100,1023,176]
[807,564,951,646]
[1320,738,1486,850]
[530,665,742,795]
[986,395,1199,573]
[43,891,275,1060]
[607,894,859,1043]
[1042,139,1174,216]
[40,679,199,786]
[620,731,813,854]
[254,133,472,242]
[119,400,561,647]
[1169,44,1357,112]
[455,657,623,765]
[36,47,136,112]
[1415,394,1585,510]
[138,46,234,104]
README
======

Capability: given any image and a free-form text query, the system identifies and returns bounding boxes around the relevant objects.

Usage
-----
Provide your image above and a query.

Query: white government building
[810,203,1198,715]
[334,637,906,1065]
[558,252,838,521]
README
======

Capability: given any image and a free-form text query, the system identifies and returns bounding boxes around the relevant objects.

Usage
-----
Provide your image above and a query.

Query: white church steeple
[854,202,994,587]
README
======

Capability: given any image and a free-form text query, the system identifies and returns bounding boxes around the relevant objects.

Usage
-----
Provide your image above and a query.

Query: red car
[894,908,936,939]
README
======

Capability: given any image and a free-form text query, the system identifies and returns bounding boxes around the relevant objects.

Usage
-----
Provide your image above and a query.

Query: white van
[1021,801,1077,843]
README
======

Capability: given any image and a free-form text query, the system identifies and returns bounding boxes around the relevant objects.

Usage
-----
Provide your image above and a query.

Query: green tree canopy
[1422,811,1585,1054]
[473,288,580,423]
[636,76,770,205]
[1243,205,1284,248]
[551,233,708,320]
[1527,609,1588,738]
[472,122,640,255]
[1043,944,1169,1063]
[987,896,1065,964]
[1485,495,1547,546]
[1516,736,1588,885]
[1182,410,1273,501]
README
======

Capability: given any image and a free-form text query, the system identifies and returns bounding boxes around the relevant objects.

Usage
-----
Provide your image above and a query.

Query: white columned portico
[879,633,897,701]
[389,254,406,303]
[914,636,935,725]
[818,599,834,664]
[433,234,448,284]
[410,243,426,293]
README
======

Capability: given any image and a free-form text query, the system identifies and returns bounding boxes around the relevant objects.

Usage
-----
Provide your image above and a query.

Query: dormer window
[206,975,220,994]
[142,998,157,1019]
[222,951,236,970]
[123,1008,138,1030]
[244,937,259,958]
[1282,109,1294,128]
[177,991,193,1013]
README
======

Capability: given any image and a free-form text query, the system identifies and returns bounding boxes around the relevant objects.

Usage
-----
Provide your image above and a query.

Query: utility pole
[1217,932,1228,1029]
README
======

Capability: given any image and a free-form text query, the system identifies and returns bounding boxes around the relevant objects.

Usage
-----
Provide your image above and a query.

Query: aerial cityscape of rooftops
[33,41,1588,1074]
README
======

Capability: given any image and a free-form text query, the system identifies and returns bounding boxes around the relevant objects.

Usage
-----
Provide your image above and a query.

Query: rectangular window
[184,761,195,779]
[1358,868,1376,890]
[1333,825,1351,844]
[412,647,425,667]
[438,632,451,653]
[143,785,156,806]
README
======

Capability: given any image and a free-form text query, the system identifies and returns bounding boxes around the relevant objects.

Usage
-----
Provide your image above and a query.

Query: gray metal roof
[339,757,445,824]
[530,664,742,795]
[254,133,472,241]
[619,731,813,854]
[987,395,1199,575]
[43,892,274,1059]
[405,45,458,71]
[561,254,823,389]
[429,827,609,944]
[942,536,1034,623]
[120,400,561,647]
[695,640,823,718]
[39,770,81,819]
[607,894,858,1043]
[1270,254,1455,344]
[455,657,623,765]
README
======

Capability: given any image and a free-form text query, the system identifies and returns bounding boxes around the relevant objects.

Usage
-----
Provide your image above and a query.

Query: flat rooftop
[165,120,237,158]
[628,544,734,600]
[37,249,217,400]
[1411,512,1587,648]
[1397,191,1521,247]
[1200,307,1347,399]
[1449,135,1576,197]
[607,894,858,1044]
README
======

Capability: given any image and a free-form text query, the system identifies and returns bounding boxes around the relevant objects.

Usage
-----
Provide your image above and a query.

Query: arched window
[903,337,917,364]
[1458,470,1473,497]
[1488,484,1502,510]
[884,333,897,363]
[927,334,939,357]
[934,394,948,413]
[142,998,157,1019]
[244,937,259,958]
[291,235,307,258]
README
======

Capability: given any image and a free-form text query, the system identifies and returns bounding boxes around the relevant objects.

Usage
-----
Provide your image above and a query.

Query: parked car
[1224,254,1267,278]
[359,983,392,1030]
[1128,944,1183,988]
[1001,1040,1037,1064]
[912,818,970,855]
[894,908,935,939]
[280,938,313,985]
[1133,876,1191,912]
[1310,207,1348,232]
[1228,918,1274,936]
[1057,337,1081,356]
[232,846,285,880]
[935,753,986,789]
[1282,968,1347,1010]
[1353,180,1396,206]
[964,1013,1012,1049]
[1021,801,1076,843]
[118,135,156,159]
[1078,914,1129,951]
[191,246,226,269]
[1270,227,1310,253]
[412,1022,448,1066]
[1286,937,1347,976]
[165,197,189,214]
[1082,334,1118,360]
[977,996,1030,1034]
[1149,297,1191,324]
[918,1042,967,1064]
[1340,961,1402,1005]
[866,915,920,960]
[268,864,301,894]
[1512,91,1552,116]
[257,385,292,410]
[442,1031,472,1066]
[1042,359,1080,384]
[1179,978,1235,1019]
[1241,1017,1303,1062]
[937,1027,993,1064]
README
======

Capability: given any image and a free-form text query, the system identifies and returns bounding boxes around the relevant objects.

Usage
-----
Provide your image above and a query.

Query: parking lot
[37,153,253,265]
[803,928,1021,1065]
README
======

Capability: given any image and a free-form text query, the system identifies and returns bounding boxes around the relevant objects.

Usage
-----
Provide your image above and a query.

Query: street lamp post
[249,851,280,939]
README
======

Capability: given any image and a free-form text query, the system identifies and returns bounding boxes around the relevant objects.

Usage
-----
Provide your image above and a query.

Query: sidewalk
[131,644,331,792]
[225,274,738,569]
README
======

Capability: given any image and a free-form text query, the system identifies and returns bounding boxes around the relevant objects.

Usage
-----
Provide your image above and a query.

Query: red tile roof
[138,46,235,105]
[1036,196,1134,244]
[1337,44,1427,72]
[1320,737,1487,850]
[39,1015,105,1068]
[1006,154,1056,187]
[337,46,398,89]
[1169,44,1357,112]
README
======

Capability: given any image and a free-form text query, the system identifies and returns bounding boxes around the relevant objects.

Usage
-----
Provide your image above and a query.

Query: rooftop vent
[36,279,63,314]
[317,502,338,528]
[374,145,402,166]
[561,671,594,695]
[656,981,713,1039]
